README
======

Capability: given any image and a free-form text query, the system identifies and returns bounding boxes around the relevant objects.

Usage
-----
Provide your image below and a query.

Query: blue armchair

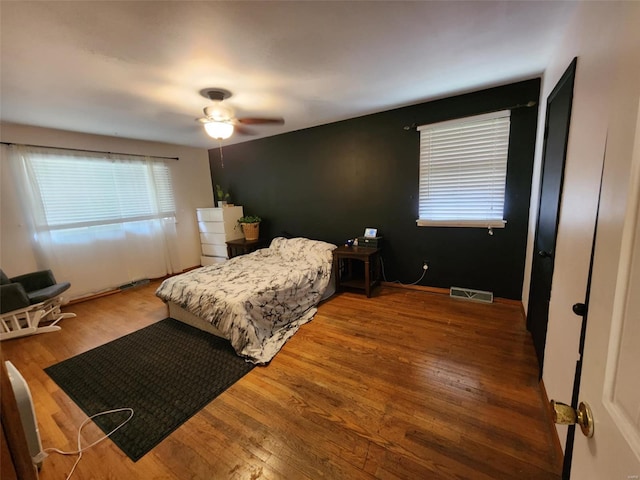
[0,269,76,340]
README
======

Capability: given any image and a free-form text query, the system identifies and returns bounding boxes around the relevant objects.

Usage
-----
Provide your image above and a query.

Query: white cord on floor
[380,257,427,286]
[42,407,134,480]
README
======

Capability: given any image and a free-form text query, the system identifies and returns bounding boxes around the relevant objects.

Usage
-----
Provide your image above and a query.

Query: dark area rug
[45,318,255,461]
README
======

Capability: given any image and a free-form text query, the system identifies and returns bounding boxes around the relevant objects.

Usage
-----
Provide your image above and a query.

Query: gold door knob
[550,400,594,438]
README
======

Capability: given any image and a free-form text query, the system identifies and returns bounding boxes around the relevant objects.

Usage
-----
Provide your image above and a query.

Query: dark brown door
[527,58,577,376]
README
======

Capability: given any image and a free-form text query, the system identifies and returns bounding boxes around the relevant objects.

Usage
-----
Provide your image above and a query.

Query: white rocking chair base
[0,296,75,341]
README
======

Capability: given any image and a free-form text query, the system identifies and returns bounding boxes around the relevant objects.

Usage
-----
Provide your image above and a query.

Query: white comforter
[155,237,336,364]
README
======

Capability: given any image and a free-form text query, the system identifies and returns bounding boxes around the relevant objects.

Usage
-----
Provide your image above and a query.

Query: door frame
[561,155,606,479]
[527,57,578,375]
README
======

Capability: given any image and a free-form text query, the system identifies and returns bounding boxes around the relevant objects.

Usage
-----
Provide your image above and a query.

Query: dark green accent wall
[209,79,540,300]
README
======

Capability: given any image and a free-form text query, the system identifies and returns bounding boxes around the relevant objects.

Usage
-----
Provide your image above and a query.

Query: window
[24,149,175,229]
[7,145,179,299]
[417,110,511,228]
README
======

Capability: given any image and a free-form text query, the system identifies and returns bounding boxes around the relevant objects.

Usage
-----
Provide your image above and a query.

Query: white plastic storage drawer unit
[196,206,244,265]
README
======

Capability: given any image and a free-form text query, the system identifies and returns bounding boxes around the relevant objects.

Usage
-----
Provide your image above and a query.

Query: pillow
[269,237,336,263]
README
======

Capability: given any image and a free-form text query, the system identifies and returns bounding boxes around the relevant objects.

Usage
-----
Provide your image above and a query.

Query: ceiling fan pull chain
[218,140,224,168]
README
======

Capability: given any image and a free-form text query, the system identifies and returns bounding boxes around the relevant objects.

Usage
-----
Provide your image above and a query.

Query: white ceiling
[0,1,576,149]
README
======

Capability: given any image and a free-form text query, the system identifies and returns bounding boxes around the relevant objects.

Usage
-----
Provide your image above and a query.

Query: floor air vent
[119,279,150,290]
[450,287,494,303]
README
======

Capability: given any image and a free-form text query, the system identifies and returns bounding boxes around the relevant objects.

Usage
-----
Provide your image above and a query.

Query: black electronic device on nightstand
[357,236,382,248]
[357,227,382,248]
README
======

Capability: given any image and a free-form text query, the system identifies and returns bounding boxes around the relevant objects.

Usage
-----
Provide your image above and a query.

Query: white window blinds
[417,110,511,228]
[24,149,176,230]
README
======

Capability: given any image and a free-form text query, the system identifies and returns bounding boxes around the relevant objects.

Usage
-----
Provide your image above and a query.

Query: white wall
[521,2,637,450]
[0,122,213,292]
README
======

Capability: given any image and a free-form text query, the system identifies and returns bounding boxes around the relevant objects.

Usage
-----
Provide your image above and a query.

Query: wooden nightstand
[332,245,381,297]
[226,238,270,259]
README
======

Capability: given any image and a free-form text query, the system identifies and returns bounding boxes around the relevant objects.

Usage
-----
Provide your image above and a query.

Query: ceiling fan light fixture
[204,121,234,140]
[204,102,234,121]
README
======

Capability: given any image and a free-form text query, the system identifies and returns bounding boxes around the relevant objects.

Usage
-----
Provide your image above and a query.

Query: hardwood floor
[1,282,562,479]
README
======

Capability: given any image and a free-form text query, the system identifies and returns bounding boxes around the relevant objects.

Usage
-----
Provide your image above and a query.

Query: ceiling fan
[197,88,284,140]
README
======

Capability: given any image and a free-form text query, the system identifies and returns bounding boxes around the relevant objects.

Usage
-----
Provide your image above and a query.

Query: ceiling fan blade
[234,124,257,135]
[196,117,211,124]
[237,117,284,125]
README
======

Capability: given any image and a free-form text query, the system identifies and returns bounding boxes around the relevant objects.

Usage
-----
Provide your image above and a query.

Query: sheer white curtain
[6,144,180,299]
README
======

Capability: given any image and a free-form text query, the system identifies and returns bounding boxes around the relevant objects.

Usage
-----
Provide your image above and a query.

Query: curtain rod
[0,141,179,161]
[404,100,538,131]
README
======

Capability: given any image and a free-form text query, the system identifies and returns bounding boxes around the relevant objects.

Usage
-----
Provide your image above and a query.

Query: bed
[155,237,336,364]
